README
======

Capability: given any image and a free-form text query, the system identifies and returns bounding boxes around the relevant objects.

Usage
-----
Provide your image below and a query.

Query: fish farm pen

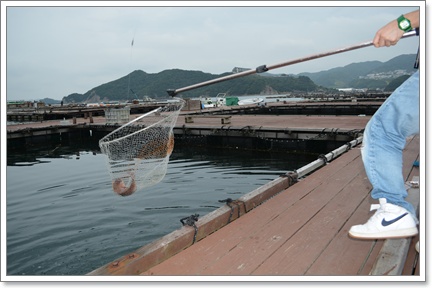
[6,99,421,277]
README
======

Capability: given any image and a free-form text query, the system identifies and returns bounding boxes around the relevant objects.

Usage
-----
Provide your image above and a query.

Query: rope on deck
[218,198,235,224]
[180,214,200,244]
[219,198,248,224]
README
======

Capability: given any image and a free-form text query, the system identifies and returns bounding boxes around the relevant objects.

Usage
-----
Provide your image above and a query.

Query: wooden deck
[177,114,371,130]
[135,135,420,277]
[6,113,371,133]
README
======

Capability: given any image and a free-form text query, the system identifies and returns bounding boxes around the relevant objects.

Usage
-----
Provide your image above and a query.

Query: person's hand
[373,20,405,47]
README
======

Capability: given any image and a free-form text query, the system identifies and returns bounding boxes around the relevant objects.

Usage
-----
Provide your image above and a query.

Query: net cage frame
[99,99,185,195]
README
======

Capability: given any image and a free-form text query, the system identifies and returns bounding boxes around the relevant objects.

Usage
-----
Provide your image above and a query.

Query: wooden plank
[205,152,365,275]
[238,176,291,212]
[304,169,380,275]
[185,115,232,124]
[402,136,420,183]
[368,135,420,276]
[305,135,419,276]
[402,159,420,276]
[356,233,385,275]
[190,115,232,119]
[177,115,370,130]
[402,234,420,275]
[253,157,369,275]
[370,180,420,276]
[370,238,411,275]
[142,149,363,275]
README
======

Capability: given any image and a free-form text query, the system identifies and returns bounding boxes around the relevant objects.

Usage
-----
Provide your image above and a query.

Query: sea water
[6,140,318,276]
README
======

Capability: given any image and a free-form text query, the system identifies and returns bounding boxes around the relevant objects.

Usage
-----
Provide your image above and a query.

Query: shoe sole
[348,227,418,240]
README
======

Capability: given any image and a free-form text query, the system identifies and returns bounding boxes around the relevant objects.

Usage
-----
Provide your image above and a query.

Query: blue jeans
[361,70,419,222]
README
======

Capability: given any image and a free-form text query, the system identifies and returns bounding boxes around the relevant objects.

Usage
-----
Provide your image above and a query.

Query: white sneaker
[349,198,418,239]
[415,241,419,253]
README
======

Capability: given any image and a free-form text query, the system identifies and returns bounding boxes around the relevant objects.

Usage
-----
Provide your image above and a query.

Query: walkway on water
[6,109,421,278]
[135,135,420,277]
[6,99,379,133]
[87,135,420,277]
[7,113,370,134]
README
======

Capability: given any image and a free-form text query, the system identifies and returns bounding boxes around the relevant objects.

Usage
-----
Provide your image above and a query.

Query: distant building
[359,70,414,80]
[7,101,37,109]
[337,88,367,93]
[232,67,251,73]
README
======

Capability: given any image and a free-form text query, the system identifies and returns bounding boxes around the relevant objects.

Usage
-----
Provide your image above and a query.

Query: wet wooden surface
[178,112,371,129]
[140,135,420,276]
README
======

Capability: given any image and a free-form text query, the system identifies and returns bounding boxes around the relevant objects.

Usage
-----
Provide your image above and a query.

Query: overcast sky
[2,2,422,101]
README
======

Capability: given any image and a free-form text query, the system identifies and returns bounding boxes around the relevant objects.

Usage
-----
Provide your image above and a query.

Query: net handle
[167,29,418,96]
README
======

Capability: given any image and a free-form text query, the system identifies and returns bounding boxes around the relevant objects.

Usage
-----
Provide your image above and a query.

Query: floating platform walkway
[7,114,368,142]
[6,107,421,278]
[6,99,384,122]
[87,134,420,277]
[7,114,367,154]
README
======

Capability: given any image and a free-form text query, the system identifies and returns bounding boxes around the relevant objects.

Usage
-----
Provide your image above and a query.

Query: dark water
[6,138,320,276]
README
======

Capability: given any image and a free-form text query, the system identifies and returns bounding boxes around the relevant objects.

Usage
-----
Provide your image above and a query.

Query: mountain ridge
[298,54,417,88]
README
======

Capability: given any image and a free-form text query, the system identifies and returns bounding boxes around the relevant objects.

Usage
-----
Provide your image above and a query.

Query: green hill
[299,54,417,89]
[62,70,323,103]
[384,75,412,91]
[369,54,418,73]
[299,61,383,88]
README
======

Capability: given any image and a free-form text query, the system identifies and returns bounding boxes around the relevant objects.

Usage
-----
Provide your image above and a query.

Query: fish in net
[99,99,184,196]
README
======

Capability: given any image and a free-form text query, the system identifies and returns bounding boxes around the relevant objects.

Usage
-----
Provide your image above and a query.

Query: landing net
[99,99,184,196]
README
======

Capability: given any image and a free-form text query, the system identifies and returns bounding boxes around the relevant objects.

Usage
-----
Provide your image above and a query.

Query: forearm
[404,10,419,29]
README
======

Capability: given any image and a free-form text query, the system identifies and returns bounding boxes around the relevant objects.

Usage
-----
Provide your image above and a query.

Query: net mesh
[99,99,184,196]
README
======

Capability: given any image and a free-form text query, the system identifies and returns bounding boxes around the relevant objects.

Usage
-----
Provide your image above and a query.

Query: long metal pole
[167,30,418,96]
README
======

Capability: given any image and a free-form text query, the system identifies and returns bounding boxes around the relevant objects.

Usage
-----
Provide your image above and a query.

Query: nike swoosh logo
[381,213,409,226]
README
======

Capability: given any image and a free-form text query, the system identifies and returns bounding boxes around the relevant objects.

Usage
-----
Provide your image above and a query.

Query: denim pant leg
[361,70,419,221]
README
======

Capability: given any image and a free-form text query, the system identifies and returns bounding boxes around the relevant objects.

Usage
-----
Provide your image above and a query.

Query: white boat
[200,93,227,108]
[215,93,227,107]
[238,97,264,106]
[201,97,215,108]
